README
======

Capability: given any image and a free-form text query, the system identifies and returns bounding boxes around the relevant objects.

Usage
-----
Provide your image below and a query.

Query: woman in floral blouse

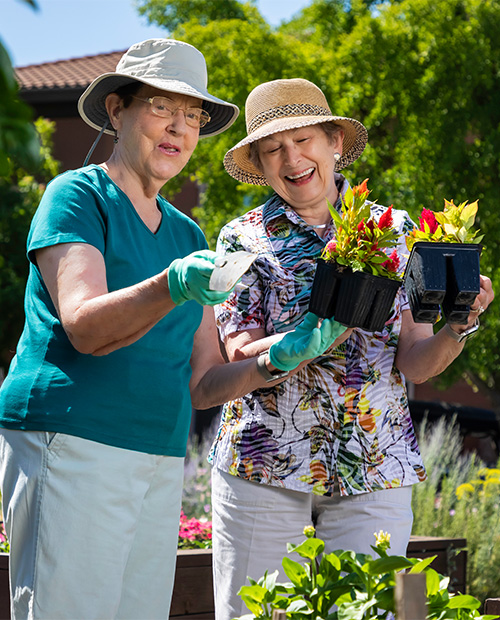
[209,78,494,620]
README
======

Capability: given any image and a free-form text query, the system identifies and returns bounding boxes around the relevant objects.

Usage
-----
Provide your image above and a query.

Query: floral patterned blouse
[209,174,427,496]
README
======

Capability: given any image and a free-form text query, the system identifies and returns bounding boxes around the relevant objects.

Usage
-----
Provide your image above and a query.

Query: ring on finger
[472,305,485,315]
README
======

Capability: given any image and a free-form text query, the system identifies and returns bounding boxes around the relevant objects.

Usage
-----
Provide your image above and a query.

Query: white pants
[211,468,413,620]
[0,429,184,620]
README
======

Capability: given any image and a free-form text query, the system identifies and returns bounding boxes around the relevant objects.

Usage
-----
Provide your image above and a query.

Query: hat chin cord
[83,120,110,167]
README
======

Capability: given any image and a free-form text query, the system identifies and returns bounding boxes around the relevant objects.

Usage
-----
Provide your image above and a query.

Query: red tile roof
[16,51,125,92]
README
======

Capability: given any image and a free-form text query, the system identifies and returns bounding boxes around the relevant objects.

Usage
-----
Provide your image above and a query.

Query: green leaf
[426,569,442,597]
[287,598,312,612]
[288,537,324,560]
[409,555,437,573]
[282,556,309,586]
[366,556,413,575]
[446,594,481,610]
[337,597,378,620]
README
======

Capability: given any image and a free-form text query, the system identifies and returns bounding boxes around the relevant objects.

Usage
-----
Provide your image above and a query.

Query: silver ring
[472,305,485,315]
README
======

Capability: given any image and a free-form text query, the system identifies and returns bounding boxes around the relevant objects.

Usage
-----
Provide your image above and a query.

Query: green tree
[0,118,60,373]
[135,0,256,29]
[0,0,41,174]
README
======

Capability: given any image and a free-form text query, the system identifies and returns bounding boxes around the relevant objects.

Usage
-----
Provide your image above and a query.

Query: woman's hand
[167,249,232,306]
[268,312,347,371]
[447,274,494,334]
[396,273,494,383]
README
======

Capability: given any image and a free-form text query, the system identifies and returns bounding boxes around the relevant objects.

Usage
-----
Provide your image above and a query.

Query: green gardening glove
[168,250,231,306]
[269,312,347,371]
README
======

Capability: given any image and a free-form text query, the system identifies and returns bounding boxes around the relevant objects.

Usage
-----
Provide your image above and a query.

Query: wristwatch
[444,318,480,343]
[256,351,290,383]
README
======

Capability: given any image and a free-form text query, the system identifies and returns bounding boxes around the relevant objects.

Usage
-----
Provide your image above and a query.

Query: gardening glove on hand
[269,312,347,371]
[168,250,231,306]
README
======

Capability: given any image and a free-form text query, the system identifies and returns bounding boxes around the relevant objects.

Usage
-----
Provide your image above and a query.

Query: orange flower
[352,178,369,197]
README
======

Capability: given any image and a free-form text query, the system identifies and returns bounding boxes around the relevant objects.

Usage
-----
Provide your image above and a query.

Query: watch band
[444,318,480,343]
[256,351,290,383]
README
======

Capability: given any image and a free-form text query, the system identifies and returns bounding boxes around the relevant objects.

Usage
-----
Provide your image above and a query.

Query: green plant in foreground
[237,527,495,620]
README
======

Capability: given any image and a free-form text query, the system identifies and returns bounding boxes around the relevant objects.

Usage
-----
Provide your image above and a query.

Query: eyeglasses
[132,96,211,128]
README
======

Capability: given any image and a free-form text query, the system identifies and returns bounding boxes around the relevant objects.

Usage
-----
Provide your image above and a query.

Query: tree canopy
[135,0,500,404]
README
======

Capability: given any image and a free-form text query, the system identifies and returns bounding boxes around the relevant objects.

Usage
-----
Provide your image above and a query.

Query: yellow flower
[483,479,500,497]
[456,482,475,500]
[304,525,316,539]
[374,530,391,551]
[478,468,500,480]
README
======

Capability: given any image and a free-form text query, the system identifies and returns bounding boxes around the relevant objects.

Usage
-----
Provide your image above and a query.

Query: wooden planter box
[0,549,213,620]
[0,537,467,619]
[407,535,467,594]
[171,549,214,619]
[0,555,7,620]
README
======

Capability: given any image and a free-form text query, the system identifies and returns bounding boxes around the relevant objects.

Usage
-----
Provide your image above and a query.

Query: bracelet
[256,351,289,383]
[443,318,480,344]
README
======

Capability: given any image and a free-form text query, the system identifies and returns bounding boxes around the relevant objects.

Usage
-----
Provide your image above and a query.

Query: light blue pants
[0,429,184,620]
[211,467,413,620]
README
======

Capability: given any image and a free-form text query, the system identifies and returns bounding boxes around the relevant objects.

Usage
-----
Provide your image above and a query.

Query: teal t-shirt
[0,165,206,456]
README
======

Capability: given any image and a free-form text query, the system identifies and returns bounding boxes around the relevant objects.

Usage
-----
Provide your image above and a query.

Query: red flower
[418,208,439,234]
[325,239,337,253]
[366,220,375,233]
[381,249,400,273]
[352,178,369,197]
[378,206,393,230]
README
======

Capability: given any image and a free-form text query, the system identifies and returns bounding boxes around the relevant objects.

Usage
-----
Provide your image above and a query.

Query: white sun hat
[78,38,239,138]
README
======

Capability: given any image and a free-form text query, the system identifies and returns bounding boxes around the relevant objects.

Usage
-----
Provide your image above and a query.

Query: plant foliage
[406,200,484,251]
[321,179,402,280]
[412,417,500,602]
[0,118,60,372]
[236,526,494,619]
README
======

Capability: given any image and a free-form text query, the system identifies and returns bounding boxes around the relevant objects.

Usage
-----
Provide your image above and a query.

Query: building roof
[15,51,124,94]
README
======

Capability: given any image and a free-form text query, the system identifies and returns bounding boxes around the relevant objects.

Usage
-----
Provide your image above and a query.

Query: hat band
[248,104,331,134]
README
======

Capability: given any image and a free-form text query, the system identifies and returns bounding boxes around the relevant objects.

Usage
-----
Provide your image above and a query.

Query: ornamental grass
[412,416,500,602]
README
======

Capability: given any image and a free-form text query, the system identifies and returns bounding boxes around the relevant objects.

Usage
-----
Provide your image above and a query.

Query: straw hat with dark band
[78,38,239,138]
[224,78,368,185]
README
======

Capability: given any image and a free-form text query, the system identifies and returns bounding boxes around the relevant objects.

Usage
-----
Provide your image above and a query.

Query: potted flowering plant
[404,199,484,324]
[309,179,403,332]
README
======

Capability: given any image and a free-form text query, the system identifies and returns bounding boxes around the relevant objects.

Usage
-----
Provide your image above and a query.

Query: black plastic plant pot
[309,259,402,331]
[404,242,482,324]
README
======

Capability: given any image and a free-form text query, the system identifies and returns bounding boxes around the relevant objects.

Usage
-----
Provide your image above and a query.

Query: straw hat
[78,38,239,138]
[224,78,368,185]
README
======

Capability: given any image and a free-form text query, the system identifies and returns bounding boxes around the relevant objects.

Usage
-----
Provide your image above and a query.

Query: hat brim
[224,116,368,185]
[78,72,239,138]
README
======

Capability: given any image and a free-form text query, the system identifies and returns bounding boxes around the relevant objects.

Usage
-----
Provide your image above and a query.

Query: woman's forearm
[396,325,465,384]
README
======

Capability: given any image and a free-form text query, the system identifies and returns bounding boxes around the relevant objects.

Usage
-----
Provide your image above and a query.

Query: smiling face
[106,85,202,193]
[256,124,344,217]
